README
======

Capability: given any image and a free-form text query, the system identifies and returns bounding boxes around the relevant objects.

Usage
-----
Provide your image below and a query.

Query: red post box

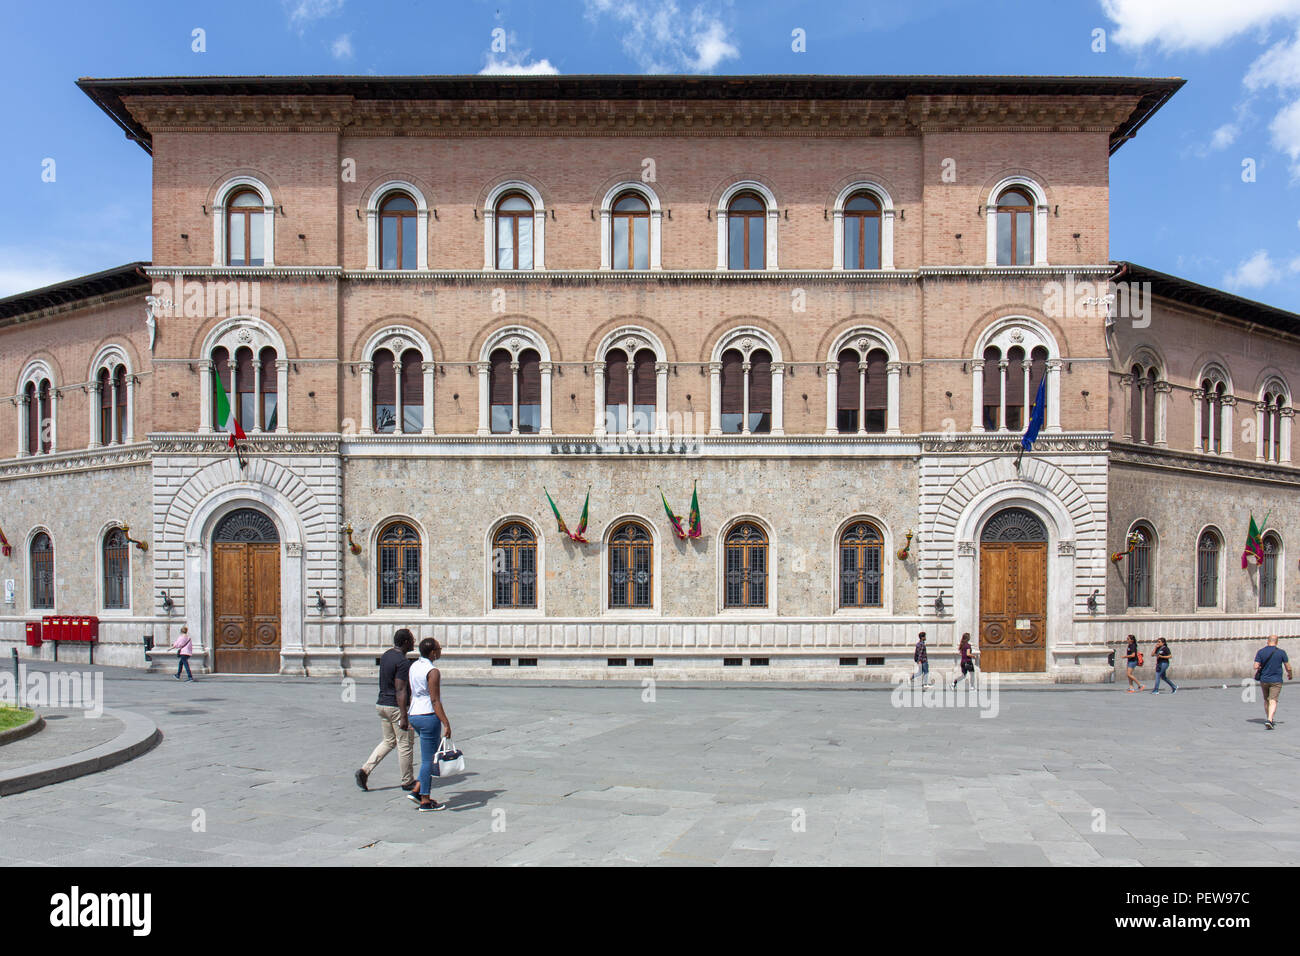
[71,617,85,642]
[25,621,42,646]
[57,617,70,641]
[86,616,99,641]
[41,615,55,641]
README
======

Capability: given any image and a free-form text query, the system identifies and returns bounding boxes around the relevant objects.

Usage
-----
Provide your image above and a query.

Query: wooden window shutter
[518,349,541,403]
[749,349,772,413]
[837,350,858,408]
[489,349,513,404]
[633,348,656,405]
[605,349,628,404]
[864,349,887,409]
[401,349,422,406]
[372,348,396,405]
[720,349,743,414]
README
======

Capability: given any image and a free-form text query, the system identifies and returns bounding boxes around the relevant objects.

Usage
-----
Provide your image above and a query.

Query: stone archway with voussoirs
[158,457,333,675]
[922,455,1106,675]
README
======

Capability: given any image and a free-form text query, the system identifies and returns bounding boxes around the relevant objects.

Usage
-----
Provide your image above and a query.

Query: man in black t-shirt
[355,629,417,791]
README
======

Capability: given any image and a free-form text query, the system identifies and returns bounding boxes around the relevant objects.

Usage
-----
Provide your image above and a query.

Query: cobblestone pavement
[0,665,1296,866]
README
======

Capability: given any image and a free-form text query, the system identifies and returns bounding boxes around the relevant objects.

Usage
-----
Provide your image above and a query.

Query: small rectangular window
[607,658,627,667]
[492,658,511,667]
[634,658,654,667]
[723,657,742,666]
[517,657,538,667]
[839,657,859,666]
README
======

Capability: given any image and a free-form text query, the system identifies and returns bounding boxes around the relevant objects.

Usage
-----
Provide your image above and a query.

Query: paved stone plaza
[0,664,1296,866]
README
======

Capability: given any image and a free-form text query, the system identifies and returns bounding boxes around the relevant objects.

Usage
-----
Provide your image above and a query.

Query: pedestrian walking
[952,632,977,689]
[1151,637,1177,694]
[407,637,454,811]
[171,626,194,682]
[910,631,931,686]
[355,628,417,793]
[1253,634,1293,730]
[1123,634,1144,692]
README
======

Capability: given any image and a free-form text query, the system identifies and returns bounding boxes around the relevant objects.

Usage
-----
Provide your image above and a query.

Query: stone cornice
[149,433,341,456]
[0,442,151,481]
[121,93,1136,139]
[1109,441,1300,485]
[141,265,1114,286]
[920,432,1111,454]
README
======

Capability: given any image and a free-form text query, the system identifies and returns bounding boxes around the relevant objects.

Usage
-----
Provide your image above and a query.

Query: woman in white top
[407,637,454,811]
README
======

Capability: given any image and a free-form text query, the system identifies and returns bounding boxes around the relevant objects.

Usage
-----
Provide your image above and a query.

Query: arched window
[210,344,278,433]
[724,522,768,608]
[608,521,653,609]
[379,193,418,270]
[839,521,883,608]
[259,347,279,432]
[495,193,534,270]
[611,192,650,270]
[30,532,53,610]
[843,193,882,270]
[1197,529,1221,608]
[489,348,542,434]
[719,348,773,434]
[493,522,537,609]
[835,347,889,434]
[372,348,397,433]
[103,527,130,610]
[1126,523,1154,609]
[1129,364,1159,445]
[1200,378,1227,453]
[211,346,231,431]
[95,363,129,446]
[1260,532,1282,608]
[727,193,767,270]
[235,347,256,428]
[1260,384,1288,463]
[603,348,657,434]
[977,333,1050,433]
[226,189,266,267]
[995,187,1034,266]
[30,380,52,455]
[377,522,421,609]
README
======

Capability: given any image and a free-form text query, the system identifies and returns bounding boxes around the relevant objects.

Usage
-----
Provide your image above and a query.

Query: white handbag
[435,736,465,777]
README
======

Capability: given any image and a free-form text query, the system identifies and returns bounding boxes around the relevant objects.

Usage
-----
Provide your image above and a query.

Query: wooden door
[212,509,281,674]
[978,508,1047,673]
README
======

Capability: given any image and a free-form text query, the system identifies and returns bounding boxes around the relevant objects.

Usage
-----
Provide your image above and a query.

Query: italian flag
[214,372,247,448]
[1242,513,1268,568]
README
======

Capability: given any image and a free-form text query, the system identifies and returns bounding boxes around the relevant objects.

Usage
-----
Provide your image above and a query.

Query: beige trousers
[362,704,415,786]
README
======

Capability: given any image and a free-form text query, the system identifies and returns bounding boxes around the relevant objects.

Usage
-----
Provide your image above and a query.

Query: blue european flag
[1021,376,1046,450]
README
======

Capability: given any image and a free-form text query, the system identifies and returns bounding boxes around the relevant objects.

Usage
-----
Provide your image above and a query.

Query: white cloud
[1101,0,1300,52]
[1102,1,1300,174]
[584,0,740,74]
[331,34,354,61]
[1209,122,1240,150]
[283,0,345,33]
[1224,249,1286,288]
[479,53,560,75]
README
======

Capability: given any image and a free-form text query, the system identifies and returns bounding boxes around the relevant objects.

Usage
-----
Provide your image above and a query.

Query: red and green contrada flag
[687,480,702,539]
[213,371,247,448]
[1242,513,1268,568]
[544,487,571,539]
[544,487,589,543]
[572,488,590,543]
[660,488,686,540]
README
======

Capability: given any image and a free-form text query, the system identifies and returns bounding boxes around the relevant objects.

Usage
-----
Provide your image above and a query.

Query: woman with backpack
[1124,634,1144,692]
[1152,637,1177,694]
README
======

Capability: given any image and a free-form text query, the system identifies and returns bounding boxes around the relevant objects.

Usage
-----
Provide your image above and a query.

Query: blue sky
[3,0,1300,309]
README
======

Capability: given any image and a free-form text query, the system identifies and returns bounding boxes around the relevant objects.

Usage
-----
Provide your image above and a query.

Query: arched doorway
[978,507,1047,672]
[212,508,281,673]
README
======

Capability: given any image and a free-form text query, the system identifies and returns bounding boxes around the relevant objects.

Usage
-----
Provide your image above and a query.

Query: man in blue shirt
[1253,635,1293,731]
[910,631,930,686]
